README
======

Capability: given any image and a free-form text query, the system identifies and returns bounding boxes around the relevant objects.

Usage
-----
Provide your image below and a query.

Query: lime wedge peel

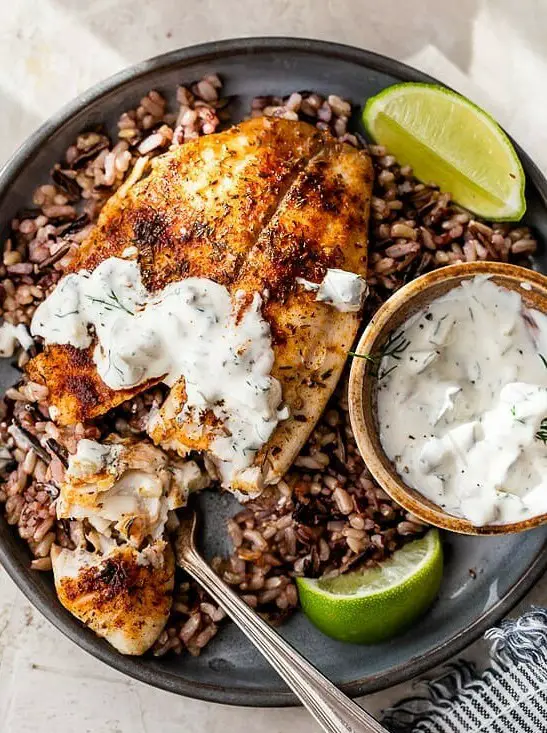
[297,529,443,644]
[363,83,526,221]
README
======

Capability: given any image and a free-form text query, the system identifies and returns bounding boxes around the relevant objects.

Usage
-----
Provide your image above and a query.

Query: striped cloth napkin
[383,608,547,732]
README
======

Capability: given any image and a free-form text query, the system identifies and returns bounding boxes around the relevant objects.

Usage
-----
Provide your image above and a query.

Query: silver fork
[175,507,389,733]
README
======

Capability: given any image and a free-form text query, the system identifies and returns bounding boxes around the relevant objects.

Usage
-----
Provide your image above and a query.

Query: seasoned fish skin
[26,344,157,423]
[149,138,373,491]
[244,143,371,486]
[71,117,325,289]
[51,541,174,655]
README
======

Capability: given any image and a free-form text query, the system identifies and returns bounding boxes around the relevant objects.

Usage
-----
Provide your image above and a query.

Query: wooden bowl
[348,261,547,535]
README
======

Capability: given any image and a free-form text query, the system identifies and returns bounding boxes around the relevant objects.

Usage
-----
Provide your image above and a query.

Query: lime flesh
[363,83,525,221]
[297,530,443,644]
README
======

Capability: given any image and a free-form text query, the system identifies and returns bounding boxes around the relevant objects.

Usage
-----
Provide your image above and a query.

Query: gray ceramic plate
[0,37,546,707]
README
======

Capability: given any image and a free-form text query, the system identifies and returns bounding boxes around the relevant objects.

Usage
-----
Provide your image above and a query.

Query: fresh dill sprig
[85,290,135,316]
[378,363,399,379]
[85,296,115,311]
[107,288,135,315]
[348,329,410,379]
[383,330,411,360]
[511,405,526,425]
[347,351,376,363]
[535,417,547,443]
[540,353,547,370]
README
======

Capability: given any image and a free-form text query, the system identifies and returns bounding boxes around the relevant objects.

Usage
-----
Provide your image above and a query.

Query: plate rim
[0,35,546,707]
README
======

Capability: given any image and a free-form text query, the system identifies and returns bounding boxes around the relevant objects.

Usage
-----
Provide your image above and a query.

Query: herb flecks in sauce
[349,329,410,379]
[31,257,288,486]
[377,276,547,526]
[511,405,526,425]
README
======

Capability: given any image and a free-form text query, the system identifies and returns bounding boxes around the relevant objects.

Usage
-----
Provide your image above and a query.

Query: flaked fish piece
[51,540,174,655]
[58,438,209,546]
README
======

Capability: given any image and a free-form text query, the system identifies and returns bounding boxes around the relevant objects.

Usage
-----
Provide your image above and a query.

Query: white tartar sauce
[377,275,547,526]
[296,268,367,312]
[31,257,286,485]
[0,322,34,357]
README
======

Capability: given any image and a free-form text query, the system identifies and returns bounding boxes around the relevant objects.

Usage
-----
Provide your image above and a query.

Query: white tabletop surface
[1,1,546,730]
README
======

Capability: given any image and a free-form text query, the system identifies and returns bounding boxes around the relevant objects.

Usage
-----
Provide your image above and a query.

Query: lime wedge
[363,83,525,221]
[297,529,443,644]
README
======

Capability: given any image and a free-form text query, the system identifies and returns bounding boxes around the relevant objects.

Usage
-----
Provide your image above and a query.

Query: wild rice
[0,75,538,657]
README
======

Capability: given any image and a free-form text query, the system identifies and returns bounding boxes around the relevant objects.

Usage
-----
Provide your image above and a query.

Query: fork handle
[180,546,388,733]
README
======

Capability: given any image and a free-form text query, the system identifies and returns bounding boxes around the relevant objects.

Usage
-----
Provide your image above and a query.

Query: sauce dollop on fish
[31,256,286,485]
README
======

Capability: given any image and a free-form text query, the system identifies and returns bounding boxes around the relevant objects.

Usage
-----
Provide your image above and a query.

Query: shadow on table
[51,0,480,72]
